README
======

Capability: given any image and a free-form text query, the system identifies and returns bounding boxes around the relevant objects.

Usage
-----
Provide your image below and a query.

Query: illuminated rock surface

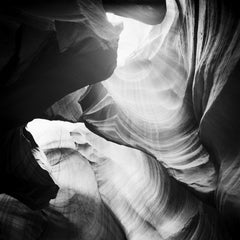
[1,0,240,239]
[27,120,228,240]
[28,0,240,238]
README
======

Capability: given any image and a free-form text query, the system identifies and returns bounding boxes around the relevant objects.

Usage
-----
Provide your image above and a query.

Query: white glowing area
[106,13,152,67]
[104,6,185,125]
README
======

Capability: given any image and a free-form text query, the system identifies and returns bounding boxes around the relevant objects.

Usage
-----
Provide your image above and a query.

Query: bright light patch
[106,13,152,67]
[105,6,184,125]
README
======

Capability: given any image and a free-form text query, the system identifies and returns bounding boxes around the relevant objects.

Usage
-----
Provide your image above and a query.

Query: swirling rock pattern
[27,120,228,240]
[1,0,240,239]
[50,0,240,238]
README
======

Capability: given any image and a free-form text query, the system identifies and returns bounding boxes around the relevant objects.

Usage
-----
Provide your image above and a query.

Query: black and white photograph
[0,0,240,239]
